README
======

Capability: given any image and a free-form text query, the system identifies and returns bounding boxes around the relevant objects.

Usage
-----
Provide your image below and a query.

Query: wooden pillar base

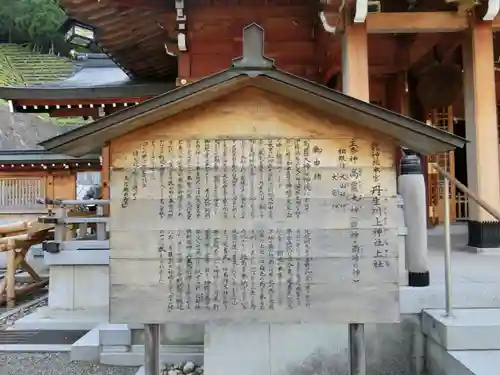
[468,221,500,248]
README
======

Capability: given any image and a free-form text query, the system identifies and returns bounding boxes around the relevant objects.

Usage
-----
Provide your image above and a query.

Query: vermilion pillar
[462,19,500,249]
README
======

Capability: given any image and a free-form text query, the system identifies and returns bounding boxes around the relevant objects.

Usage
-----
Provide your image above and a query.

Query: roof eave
[0,82,176,101]
[39,69,467,158]
[263,70,467,155]
[0,150,100,163]
[40,70,248,154]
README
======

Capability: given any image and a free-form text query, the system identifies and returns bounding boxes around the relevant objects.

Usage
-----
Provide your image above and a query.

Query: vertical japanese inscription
[348,139,361,283]
[131,149,139,201]
[303,139,312,307]
[158,140,166,219]
[115,136,397,322]
[140,141,148,188]
[121,174,130,209]
[185,141,193,309]
[203,141,212,310]
[371,142,390,269]
[177,141,184,219]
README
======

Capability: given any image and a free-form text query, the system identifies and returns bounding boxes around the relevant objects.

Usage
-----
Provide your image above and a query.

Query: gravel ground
[0,353,139,375]
[0,296,48,330]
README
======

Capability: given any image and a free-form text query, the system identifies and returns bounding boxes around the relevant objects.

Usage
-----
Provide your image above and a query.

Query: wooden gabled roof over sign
[40,24,466,157]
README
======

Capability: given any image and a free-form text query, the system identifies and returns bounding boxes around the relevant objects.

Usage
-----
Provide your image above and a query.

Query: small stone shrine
[40,23,464,374]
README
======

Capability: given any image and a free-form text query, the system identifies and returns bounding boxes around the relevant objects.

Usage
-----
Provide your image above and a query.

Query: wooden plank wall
[108,87,401,324]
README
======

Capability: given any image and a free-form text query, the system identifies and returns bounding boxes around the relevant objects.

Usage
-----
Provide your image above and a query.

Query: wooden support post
[6,240,16,308]
[386,72,409,173]
[101,144,110,217]
[462,19,500,249]
[342,15,368,375]
[342,20,369,102]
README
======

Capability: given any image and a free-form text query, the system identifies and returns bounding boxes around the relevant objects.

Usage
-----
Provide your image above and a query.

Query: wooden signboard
[109,89,402,324]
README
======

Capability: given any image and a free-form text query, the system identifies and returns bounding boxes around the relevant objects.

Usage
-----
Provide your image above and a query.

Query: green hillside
[0,44,83,125]
[0,44,74,85]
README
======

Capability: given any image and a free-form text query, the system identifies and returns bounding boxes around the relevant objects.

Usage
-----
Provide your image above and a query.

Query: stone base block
[48,264,109,310]
[422,308,500,350]
[71,327,100,362]
[468,221,500,248]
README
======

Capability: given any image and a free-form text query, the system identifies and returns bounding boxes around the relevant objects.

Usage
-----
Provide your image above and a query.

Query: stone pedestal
[204,320,421,375]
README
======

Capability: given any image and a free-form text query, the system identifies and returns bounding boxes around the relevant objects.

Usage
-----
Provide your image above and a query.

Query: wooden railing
[0,178,46,212]
[455,191,470,220]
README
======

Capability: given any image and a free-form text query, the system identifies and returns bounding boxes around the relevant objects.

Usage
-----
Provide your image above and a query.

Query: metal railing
[432,164,500,318]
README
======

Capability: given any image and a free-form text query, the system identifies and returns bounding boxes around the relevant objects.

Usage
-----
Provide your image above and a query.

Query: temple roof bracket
[484,0,500,20]
[176,0,187,52]
[319,0,344,34]
[353,0,369,23]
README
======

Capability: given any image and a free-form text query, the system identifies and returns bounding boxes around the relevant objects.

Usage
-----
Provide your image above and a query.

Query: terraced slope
[0,44,74,85]
[0,44,83,126]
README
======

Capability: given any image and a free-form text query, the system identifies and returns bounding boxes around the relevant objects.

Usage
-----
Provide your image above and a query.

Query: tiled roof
[0,52,174,100]
[0,44,74,85]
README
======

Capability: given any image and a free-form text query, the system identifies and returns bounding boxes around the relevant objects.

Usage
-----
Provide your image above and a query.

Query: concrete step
[426,339,500,375]
[70,328,100,362]
[422,308,500,350]
[450,350,500,375]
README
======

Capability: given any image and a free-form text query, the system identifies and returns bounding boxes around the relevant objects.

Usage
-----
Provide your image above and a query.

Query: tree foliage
[0,0,66,52]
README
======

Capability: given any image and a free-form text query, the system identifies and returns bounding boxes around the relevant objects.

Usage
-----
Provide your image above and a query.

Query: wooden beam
[367,12,469,33]
[325,11,470,33]
[50,108,98,117]
[342,20,369,100]
[189,5,313,20]
[106,0,171,11]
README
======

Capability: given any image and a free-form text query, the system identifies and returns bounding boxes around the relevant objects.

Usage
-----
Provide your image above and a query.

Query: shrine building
[0,0,499,249]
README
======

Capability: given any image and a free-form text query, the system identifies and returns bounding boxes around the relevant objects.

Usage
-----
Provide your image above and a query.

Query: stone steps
[422,308,500,375]
[422,308,500,350]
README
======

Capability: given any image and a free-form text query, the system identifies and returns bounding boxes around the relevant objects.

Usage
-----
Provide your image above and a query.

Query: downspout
[483,0,500,20]
[353,0,369,23]
[319,0,345,34]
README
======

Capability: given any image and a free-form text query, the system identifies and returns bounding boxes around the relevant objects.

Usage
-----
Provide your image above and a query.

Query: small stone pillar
[398,149,430,287]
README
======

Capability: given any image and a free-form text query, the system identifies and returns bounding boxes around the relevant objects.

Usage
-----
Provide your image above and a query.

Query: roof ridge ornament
[232,23,274,73]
